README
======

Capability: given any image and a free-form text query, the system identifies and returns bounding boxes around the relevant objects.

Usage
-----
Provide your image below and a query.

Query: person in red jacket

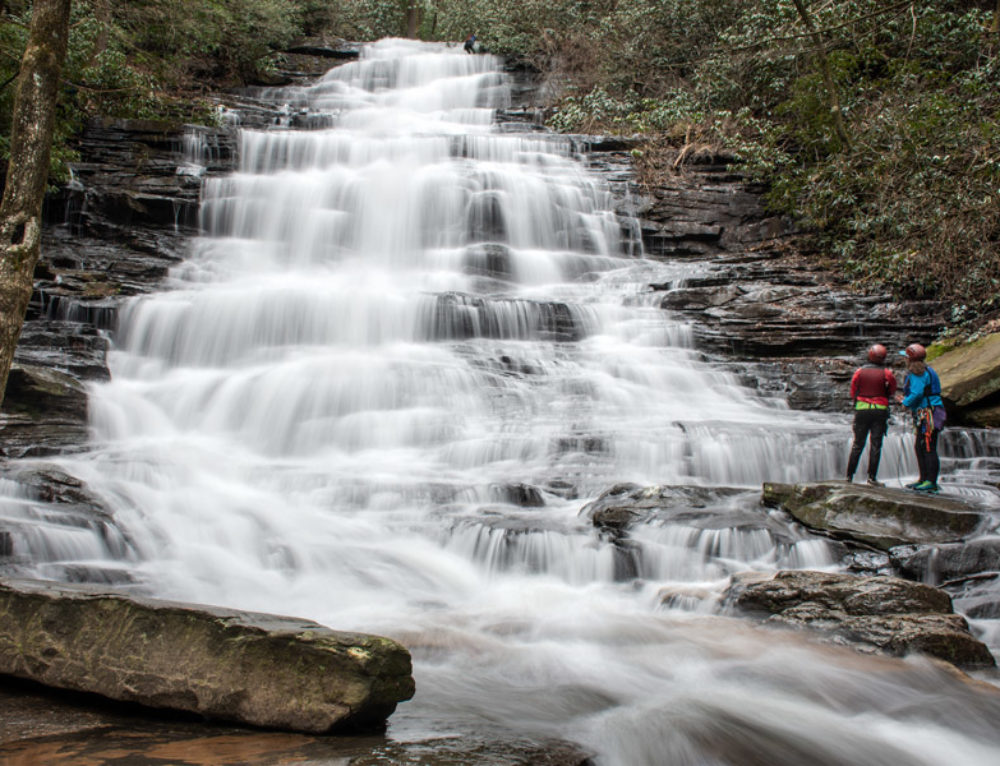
[846,343,897,486]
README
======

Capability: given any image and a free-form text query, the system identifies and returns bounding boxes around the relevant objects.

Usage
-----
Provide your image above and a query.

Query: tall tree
[790,0,851,149]
[0,0,72,409]
[406,1,419,38]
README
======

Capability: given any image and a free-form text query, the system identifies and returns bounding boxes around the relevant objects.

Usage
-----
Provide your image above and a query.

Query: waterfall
[3,39,999,764]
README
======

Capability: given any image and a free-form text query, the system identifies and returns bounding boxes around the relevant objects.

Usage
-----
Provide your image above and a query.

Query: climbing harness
[917,406,935,451]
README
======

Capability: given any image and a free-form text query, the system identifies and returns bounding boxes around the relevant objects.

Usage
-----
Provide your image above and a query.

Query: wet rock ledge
[725,570,996,669]
[762,480,988,551]
[0,578,414,733]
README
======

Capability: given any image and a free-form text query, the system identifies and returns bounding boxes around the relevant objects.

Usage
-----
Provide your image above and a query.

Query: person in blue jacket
[896,343,945,492]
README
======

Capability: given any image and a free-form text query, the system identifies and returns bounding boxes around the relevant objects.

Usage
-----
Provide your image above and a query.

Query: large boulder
[932,333,1000,416]
[0,578,414,733]
[724,570,995,668]
[761,481,986,550]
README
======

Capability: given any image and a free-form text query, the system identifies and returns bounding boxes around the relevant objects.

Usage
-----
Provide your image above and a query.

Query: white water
[6,39,1000,764]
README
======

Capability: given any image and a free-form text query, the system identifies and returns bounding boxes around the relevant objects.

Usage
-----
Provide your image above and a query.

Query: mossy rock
[0,578,414,733]
[932,332,1000,409]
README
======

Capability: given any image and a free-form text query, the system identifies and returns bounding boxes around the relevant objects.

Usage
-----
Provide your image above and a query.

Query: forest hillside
[2,0,998,331]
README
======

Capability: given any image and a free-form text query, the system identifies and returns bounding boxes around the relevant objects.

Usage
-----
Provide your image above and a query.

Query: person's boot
[866,478,884,487]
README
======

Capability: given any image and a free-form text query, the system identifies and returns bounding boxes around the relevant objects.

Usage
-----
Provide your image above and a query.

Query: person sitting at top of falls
[846,343,897,487]
[896,342,946,493]
[464,34,477,54]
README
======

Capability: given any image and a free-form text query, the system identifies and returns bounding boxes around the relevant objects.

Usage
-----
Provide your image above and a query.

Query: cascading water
[4,39,1000,764]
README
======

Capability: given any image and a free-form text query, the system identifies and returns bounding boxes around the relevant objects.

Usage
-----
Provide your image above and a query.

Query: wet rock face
[0,365,90,459]
[580,483,754,540]
[725,570,996,668]
[0,578,415,733]
[663,276,943,361]
[50,118,235,236]
[890,538,1000,585]
[762,481,986,551]
[635,154,782,259]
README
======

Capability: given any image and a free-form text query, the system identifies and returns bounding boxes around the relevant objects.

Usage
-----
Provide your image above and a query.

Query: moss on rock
[0,578,414,733]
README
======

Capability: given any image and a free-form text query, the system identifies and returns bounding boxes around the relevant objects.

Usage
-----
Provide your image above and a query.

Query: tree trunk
[791,0,851,150]
[992,0,999,35]
[0,0,72,409]
[406,2,419,38]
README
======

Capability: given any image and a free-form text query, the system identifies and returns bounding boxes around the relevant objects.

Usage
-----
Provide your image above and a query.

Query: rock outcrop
[762,481,987,550]
[933,332,1000,427]
[724,570,995,668]
[0,365,90,460]
[0,578,414,733]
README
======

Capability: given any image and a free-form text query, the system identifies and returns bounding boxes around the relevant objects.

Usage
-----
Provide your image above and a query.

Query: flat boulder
[762,481,986,550]
[725,570,995,668]
[0,578,414,733]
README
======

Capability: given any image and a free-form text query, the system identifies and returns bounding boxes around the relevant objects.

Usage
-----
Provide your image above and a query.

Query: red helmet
[901,343,926,361]
[867,344,888,363]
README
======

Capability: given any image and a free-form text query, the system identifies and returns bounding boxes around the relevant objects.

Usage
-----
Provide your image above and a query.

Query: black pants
[915,427,940,484]
[846,408,889,481]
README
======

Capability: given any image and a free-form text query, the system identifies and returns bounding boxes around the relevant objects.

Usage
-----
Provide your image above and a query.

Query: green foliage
[1,0,338,184]
[113,0,303,85]
[2,0,997,321]
[517,0,1000,320]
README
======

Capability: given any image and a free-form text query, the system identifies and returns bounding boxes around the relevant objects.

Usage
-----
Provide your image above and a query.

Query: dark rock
[634,160,779,259]
[285,39,364,59]
[963,402,1000,428]
[0,414,90,459]
[951,574,1000,619]
[650,238,945,360]
[3,464,105,508]
[842,549,893,576]
[582,484,774,538]
[0,578,415,733]
[762,481,987,550]
[1,360,93,459]
[490,483,545,507]
[464,243,514,281]
[890,538,1000,584]
[0,465,134,576]
[2,365,87,422]
[48,118,237,238]
[725,570,995,668]
[429,293,584,342]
